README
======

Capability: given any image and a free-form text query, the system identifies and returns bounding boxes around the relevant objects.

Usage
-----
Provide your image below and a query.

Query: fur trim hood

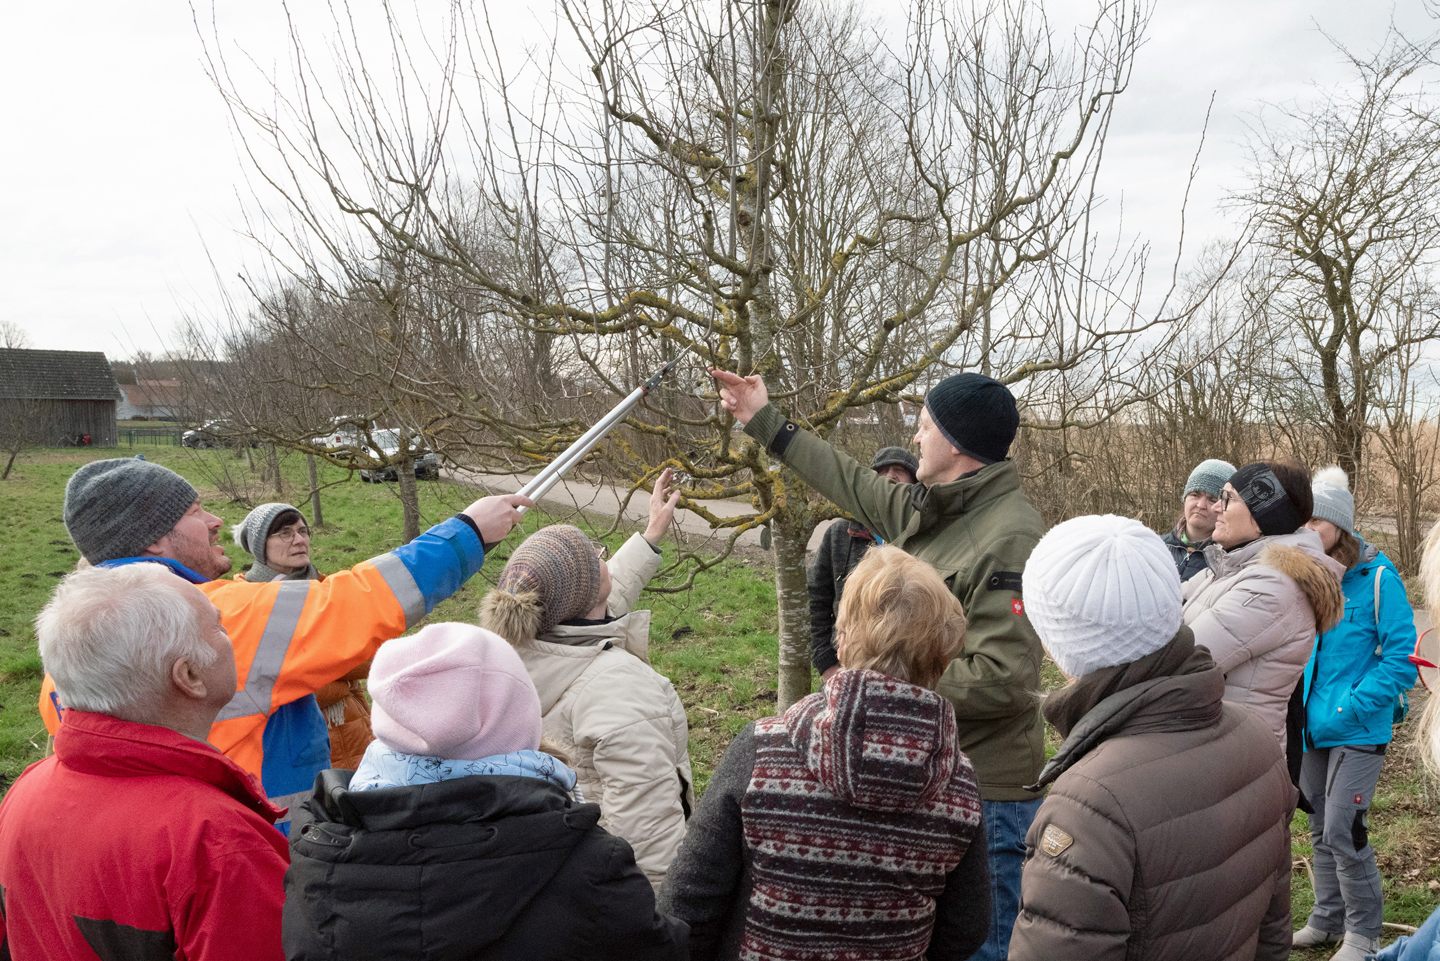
[1257,543,1345,634]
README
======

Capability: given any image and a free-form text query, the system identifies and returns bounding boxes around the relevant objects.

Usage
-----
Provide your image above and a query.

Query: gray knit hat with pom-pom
[1311,466,1355,534]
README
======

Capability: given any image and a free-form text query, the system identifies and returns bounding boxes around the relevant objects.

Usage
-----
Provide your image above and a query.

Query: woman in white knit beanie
[1009,514,1296,961]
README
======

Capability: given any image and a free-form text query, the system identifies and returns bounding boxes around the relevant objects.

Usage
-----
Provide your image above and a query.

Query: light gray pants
[1300,744,1387,939]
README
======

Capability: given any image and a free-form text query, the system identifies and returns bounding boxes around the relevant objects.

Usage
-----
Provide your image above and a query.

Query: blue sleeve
[1350,565,1419,718]
[388,515,486,613]
[1375,905,1440,961]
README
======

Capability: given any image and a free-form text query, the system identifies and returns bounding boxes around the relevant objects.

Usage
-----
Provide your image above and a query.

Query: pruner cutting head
[642,342,699,394]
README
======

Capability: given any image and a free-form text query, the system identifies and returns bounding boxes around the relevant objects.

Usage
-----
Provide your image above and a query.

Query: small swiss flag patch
[1012,599,1025,616]
[1355,794,1364,805]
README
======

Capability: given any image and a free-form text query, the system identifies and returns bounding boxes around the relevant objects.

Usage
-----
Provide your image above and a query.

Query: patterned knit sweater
[737,670,983,961]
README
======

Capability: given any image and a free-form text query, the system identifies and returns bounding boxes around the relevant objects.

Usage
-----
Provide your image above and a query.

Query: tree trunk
[243,445,255,472]
[397,456,420,544]
[267,445,285,497]
[772,508,814,711]
[306,453,324,527]
[1,449,17,480]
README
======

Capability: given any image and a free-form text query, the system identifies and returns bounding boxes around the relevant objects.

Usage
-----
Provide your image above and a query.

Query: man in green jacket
[713,367,1045,961]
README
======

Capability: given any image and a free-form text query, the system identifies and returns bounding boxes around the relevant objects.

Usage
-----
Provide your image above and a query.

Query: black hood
[287,770,601,955]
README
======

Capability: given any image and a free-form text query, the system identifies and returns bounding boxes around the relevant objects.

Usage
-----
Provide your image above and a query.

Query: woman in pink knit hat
[281,622,687,961]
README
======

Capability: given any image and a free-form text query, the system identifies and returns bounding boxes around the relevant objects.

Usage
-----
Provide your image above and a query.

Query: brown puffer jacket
[1182,530,1344,751]
[1009,629,1296,961]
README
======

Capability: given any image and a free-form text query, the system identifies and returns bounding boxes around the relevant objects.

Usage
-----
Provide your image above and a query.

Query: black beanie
[924,373,1020,464]
[1230,463,1303,537]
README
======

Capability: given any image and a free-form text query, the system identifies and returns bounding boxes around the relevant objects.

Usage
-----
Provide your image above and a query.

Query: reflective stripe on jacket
[1303,542,1418,749]
[39,515,486,806]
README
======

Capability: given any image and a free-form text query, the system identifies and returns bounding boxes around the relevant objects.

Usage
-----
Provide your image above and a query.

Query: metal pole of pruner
[515,346,695,514]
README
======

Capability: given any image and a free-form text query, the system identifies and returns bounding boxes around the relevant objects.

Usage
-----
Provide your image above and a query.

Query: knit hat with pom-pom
[1022,514,1183,680]
[478,525,603,644]
[1311,466,1355,535]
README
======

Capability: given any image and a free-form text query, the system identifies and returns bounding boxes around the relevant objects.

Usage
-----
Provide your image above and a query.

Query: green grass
[0,445,782,795]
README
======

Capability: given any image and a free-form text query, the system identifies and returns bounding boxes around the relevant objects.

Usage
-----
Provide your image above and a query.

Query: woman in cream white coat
[479,470,693,889]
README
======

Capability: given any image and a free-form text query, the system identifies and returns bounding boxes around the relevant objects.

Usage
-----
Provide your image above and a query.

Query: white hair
[1418,523,1440,775]
[37,563,217,720]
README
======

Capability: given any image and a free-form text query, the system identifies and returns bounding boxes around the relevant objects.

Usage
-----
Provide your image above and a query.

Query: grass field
[1,445,1438,945]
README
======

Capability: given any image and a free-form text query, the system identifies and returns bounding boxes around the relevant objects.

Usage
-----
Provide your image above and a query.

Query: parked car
[357,429,441,483]
[181,419,258,449]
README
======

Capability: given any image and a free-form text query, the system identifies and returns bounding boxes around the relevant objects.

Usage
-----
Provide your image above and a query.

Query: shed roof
[0,349,121,401]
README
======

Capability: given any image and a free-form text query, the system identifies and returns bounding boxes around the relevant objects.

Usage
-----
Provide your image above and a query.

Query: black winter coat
[283,769,688,961]
[807,519,879,673]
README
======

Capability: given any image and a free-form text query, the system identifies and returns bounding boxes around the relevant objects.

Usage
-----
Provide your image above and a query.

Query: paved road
[444,467,832,551]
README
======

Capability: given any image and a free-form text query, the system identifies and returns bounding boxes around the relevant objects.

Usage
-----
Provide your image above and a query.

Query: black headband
[1230,464,1302,537]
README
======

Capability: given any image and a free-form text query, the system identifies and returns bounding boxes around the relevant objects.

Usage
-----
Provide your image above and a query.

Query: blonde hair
[1417,523,1440,775]
[834,545,966,689]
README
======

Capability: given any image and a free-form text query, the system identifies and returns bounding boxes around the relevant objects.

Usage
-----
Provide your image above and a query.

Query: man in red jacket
[0,563,289,960]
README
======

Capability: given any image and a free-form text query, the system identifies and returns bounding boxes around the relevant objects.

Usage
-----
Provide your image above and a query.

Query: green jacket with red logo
[745,404,1046,800]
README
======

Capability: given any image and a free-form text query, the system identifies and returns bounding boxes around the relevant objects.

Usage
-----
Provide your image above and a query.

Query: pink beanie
[368,623,543,761]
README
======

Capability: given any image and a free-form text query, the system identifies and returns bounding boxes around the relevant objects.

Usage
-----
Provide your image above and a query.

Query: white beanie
[1022,514,1183,679]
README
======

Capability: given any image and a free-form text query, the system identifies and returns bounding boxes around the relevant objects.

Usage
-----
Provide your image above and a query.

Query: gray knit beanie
[64,458,199,564]
[1183,458,1236,499]
[480,526,603,643]
[1311,466,1355,534]
[234,503,303,567]
[871,446,919,478]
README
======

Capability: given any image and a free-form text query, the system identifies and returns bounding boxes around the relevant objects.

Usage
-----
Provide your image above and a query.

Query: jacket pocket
[1312,688,1372,746]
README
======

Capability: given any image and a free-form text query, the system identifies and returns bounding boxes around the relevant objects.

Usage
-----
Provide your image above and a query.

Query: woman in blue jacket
[1293,467,1419,961]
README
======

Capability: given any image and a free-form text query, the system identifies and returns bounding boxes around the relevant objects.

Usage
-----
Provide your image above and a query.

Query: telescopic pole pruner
[515,346,695,514]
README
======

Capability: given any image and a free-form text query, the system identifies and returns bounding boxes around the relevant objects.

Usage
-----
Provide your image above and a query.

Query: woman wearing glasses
[1289,468,1419,961]
[1180,461,1346,754]
[478,469,691,890]
[234,502,375,770]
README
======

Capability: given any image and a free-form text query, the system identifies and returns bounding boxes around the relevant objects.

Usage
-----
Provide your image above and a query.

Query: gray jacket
[1181,529,1344,751]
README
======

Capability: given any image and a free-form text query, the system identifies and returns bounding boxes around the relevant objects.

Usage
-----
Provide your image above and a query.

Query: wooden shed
[0,349,121,447]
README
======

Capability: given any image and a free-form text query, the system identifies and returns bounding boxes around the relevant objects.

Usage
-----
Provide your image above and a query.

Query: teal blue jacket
[1302,541,1418,749]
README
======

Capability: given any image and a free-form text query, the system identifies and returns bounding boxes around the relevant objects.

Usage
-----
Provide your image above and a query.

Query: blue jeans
[967,798,1043,961]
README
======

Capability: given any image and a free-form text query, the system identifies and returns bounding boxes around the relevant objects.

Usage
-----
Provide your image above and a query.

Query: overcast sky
[0,0,1435,359]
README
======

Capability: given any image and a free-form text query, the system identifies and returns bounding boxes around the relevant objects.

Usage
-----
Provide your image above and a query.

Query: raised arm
[711,368,914,541]
[214,494,532,718]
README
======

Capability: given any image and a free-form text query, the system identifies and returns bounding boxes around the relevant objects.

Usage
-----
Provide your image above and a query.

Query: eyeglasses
[269,525,311,543]
[591,539,609,561]
[1219,489,1238,512]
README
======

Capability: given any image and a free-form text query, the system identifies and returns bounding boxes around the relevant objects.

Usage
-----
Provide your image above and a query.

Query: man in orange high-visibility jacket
[41,458,530,832]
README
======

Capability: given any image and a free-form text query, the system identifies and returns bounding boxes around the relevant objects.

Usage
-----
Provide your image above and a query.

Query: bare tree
[0,397,44,480]
[201,0,1216,706]
[0,321,32,350]
[1234,29,1440,484]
